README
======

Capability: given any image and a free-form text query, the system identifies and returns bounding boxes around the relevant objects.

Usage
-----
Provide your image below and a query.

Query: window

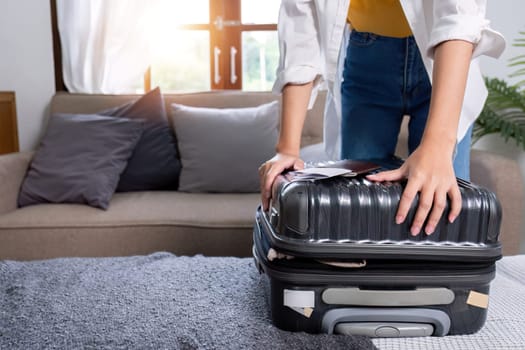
[50,1,279,93]
[147,0,280,92]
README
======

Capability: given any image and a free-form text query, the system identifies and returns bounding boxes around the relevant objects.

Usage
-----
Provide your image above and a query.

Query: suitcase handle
[321,307,451,336]
[335,322,434,337]
[322,287,455,306]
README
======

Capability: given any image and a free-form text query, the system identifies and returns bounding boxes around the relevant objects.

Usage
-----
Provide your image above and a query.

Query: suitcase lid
[258,206,502,262]
[265,159,502,262]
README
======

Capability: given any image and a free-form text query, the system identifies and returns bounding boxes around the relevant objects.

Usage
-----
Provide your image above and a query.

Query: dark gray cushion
[18,114,143,210]
[101,87,181,192]
[170,101,279,193]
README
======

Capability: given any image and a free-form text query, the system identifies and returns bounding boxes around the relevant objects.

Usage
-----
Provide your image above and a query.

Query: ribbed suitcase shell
[268,173,502,261]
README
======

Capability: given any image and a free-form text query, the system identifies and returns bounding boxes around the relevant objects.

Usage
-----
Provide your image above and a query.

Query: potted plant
[473,30,525,150]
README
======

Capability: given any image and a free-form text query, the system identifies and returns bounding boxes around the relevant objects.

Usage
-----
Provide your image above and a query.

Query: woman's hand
[259,153,305,211]
[366,143,461,236]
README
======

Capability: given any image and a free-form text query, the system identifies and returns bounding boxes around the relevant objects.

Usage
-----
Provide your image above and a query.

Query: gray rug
[0,252,375,350]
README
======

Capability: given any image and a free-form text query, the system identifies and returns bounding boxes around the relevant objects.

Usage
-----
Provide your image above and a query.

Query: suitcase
[253,160,502,337]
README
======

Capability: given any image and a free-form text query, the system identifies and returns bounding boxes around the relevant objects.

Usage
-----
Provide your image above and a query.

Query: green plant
[473,30,525,150]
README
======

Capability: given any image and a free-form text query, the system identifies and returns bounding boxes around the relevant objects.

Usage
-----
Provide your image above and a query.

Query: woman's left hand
[366,144,461,236]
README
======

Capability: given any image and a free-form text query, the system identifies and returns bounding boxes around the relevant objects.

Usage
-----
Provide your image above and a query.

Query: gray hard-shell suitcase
[253,160,502,337]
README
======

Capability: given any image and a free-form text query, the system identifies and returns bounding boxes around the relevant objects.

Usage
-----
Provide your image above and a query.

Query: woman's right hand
[259,153,305,211]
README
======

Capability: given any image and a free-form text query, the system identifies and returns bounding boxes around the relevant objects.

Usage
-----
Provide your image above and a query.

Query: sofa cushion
[17,114,143,210]
[0,192,260,259]
[7,192,260,228]
[170,101,279,193]
[101,87,181,191]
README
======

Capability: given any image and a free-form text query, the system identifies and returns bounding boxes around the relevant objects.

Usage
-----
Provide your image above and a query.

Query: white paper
[283,289,315,308]
[290,167,356,182]
[295,167,354,177]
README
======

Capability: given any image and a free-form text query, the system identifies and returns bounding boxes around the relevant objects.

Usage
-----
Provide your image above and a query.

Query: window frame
[146,0,277,92]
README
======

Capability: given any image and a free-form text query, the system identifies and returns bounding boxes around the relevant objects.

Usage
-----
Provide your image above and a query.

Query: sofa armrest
[0,152,33,215]
[470,149,524,256]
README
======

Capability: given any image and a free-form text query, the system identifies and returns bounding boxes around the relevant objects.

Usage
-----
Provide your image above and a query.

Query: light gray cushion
[170,101,279,193]
[17,114,143,210]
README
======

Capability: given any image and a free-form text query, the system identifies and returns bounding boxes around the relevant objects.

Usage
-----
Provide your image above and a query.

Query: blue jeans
[340,31,471,180]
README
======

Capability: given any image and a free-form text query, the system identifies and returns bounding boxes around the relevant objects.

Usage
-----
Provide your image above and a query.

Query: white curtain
[57,0,157,93]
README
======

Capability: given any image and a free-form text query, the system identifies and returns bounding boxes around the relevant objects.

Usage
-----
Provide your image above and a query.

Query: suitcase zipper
[254,220,496,287]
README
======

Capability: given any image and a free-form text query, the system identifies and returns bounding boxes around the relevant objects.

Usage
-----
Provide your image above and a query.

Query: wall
[0,0,55,151]
[481,1,524,84]
[479,1,525,253]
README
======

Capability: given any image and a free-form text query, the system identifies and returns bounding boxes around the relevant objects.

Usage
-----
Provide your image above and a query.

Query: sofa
[0,90,523,260]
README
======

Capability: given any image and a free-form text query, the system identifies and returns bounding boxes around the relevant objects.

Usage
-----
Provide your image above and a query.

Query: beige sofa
[0,91,522,260]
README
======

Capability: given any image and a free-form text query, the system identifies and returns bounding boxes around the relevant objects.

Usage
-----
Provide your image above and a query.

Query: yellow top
[347,0,412,38]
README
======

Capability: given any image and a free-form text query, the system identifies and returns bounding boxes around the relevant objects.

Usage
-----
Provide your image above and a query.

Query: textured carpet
[0,252,375,350]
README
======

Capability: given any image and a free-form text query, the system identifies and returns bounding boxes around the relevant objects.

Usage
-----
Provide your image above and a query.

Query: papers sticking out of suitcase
[253,159,502,338]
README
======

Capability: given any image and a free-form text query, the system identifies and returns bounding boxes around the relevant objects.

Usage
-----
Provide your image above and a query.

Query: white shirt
[273,0,506,160]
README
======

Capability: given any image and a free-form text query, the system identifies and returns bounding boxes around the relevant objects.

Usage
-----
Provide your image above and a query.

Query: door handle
[230,46,238,84]
[214,46,221,85]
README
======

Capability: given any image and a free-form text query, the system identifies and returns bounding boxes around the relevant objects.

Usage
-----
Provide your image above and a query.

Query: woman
[259,0,505,236]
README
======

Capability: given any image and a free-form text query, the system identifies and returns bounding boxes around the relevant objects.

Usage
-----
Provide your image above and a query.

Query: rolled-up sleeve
[272,0,323,95]
[427,0,505,59]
